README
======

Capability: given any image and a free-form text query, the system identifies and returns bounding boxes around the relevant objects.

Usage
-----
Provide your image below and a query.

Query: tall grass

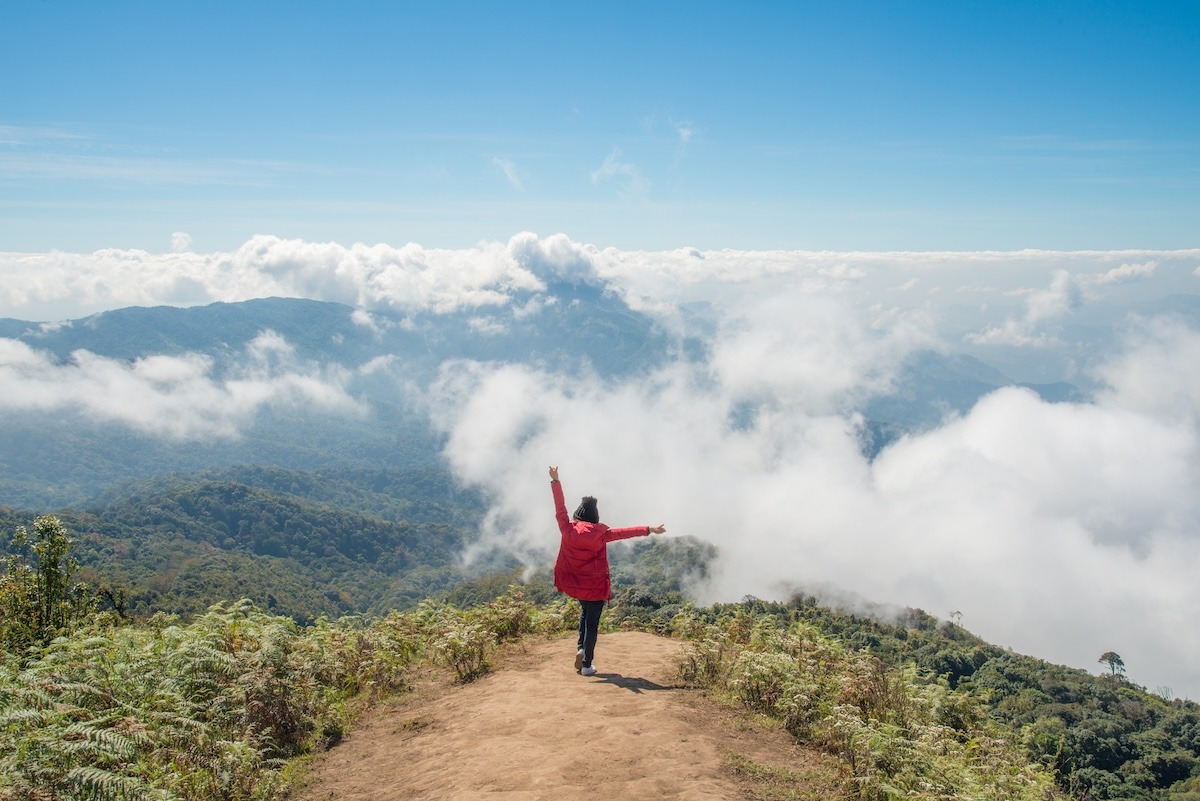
[672,607,1064,801]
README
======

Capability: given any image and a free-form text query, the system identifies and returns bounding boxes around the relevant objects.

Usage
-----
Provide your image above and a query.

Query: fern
[67,765,170,801]
[60,722,142,762]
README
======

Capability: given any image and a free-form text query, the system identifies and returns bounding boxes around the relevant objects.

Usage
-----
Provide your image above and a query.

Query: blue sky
[2,1,1198,252]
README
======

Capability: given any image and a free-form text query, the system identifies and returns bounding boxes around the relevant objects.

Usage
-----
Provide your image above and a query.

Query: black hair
[573,496,599,524]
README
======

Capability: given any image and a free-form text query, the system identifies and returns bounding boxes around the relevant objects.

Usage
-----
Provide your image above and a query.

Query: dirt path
[295,631,843,801]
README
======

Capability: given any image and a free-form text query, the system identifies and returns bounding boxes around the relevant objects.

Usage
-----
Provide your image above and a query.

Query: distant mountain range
[0,287,1093,509]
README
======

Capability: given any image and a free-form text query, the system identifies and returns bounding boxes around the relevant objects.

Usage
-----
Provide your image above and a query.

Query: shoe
[575,649,584,673]
[581,665,598,676]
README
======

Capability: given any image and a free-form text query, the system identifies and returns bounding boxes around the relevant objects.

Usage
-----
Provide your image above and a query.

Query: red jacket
[551,480,649,601]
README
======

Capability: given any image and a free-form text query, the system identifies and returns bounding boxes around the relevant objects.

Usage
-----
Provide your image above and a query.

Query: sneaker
[574,649,584,673]
[581,665,598,676]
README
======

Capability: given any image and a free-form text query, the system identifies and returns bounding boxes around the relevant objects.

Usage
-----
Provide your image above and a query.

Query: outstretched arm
[606,522,667,542]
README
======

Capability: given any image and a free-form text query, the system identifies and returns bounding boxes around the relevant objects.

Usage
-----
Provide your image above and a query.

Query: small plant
[479,588,535,641]
[678,630,727,688]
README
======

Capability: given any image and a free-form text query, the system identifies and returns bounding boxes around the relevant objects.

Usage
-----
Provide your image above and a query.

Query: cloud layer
[0,331,361,439]
[4,237,1197,334]
[4,233,1200,699]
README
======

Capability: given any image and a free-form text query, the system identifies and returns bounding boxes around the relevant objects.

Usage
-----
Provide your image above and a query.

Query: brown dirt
[293,631,845,801]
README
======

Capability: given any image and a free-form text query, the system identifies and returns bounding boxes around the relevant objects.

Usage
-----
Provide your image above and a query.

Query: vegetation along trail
[295,631,843,801]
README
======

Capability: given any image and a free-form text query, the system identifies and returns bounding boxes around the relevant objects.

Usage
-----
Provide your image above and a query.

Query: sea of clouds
[2,233,1199,699]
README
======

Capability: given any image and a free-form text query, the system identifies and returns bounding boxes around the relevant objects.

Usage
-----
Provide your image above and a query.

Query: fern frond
[61,721,141,761]
[0,706,48,728]
[67,765,163,801]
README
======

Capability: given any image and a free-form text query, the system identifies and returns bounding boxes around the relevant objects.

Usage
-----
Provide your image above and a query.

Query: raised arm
[549,465,572,536]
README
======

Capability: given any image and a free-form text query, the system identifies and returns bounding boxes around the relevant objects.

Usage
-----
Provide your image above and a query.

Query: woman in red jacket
[549,465,666,676]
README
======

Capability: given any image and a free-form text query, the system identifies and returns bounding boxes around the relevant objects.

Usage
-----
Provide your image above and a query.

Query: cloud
[590,148,648,195]
[171,232,193,253]
[0,332,362,439]
[506,231,603,286]
[491,157,525,191]
[965,270,1083,346]
[0,125,91,148]
[468,316,508,336]
[709,292,933,414]
[4,236,1199,325]
[1093,315,1200,420]
[0,235,550,320]
[1092,260,1157,285]
[429,297,1200,701]
[672,119,697,157]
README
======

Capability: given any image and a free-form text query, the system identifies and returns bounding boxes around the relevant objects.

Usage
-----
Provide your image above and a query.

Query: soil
[294,631,845,801]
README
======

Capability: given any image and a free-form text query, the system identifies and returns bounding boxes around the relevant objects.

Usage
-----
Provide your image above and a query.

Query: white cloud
[468,315,508,336]
[1093,316,1200,420]
[171,231,193,253]
[491,157,525,191]
[590,148,648,195]
[0,235,549,320]
[506,231,603,286]
[358,354,397,375]
[709,292,932,413]
[0,334,362,439]
[350,308,390,334]
[3,236,1198,325]
[1093,260,1157,285]
[673,119,696,154]
[965,270,1082,346]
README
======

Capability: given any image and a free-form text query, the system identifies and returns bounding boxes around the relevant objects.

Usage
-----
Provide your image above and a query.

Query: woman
[549,465,666,676]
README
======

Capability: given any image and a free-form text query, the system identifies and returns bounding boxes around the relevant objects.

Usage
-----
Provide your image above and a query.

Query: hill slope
[0,467,486,621]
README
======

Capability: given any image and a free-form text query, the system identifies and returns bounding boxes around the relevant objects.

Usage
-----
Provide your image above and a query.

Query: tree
[1099,651,1126,677]
[0,515,95,654]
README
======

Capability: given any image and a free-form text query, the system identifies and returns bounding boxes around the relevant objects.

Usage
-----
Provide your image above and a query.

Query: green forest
[2,479,1199,799]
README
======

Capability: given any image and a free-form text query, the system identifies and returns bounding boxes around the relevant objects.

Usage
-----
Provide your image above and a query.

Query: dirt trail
[295,631,842,801]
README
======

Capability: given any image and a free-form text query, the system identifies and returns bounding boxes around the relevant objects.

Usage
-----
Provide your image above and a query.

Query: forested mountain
[0,466,485,621]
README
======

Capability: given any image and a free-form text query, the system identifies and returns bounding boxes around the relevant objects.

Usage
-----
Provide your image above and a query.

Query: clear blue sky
[3,0,1198,252]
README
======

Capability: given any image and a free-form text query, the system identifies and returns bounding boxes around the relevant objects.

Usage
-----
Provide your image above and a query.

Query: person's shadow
[592,673,676,694]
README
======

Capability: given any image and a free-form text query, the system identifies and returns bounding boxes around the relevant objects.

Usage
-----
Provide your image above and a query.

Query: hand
[548,465,559,482]
[649,524,666,535]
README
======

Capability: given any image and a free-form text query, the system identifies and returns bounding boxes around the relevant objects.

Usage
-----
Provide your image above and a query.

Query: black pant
[576,600,605,668]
